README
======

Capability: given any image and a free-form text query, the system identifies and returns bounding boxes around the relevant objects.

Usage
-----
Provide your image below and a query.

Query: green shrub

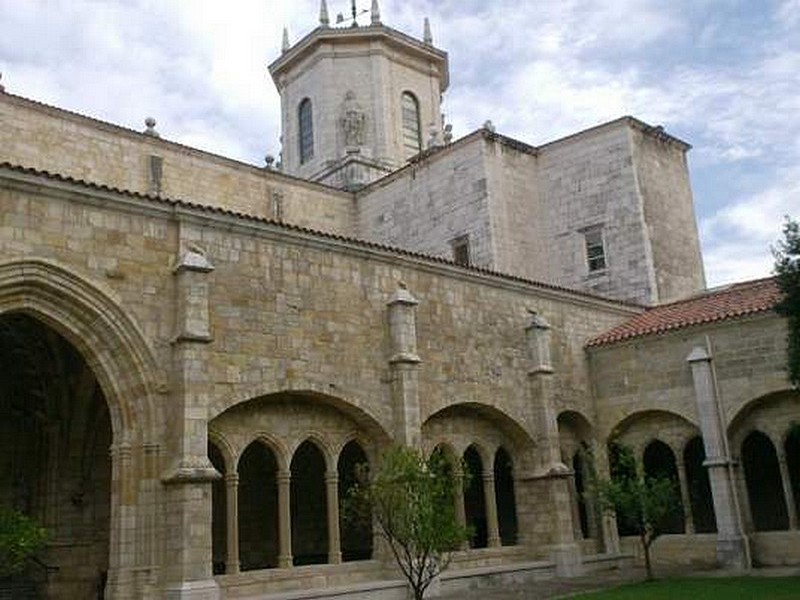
[0,507,47,577]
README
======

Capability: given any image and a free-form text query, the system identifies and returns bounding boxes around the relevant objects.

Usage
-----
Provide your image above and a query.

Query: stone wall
[631,128,705,302]
[356,136,495,268]
[0,93,356,235]
[1,164,640,595]
[588,314,789,440]
[537,120,655,305]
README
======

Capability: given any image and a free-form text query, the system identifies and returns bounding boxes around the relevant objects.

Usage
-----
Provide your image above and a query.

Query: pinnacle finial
[423,17,433,45]
[319,0,330,26]
[0,72,4,93]
[282,27,290,53]
[371,0,381,25]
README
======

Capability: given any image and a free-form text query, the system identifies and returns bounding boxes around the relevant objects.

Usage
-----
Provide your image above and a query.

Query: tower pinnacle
[320,0,330,27]
[282,27,290,53]
[423,17,433,45]
[371,0,381,25]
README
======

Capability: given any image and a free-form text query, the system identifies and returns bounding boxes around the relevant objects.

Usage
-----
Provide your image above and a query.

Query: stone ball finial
[483,120,496,133]
[443,123,453,144]
[144,117,160,137]
[265,154,275,169]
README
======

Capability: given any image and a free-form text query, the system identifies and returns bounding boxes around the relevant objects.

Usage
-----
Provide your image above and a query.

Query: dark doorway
[463,445,487,548]
[208,442,227,574]
[238,442,279,570]
[643,440,685,533]
[683,437,716,533]
[0,314,112,597]
[494,447,518,545]
[338,440,372,561]
[742,431,789,531]
[572,451,590,539]
[786,427,800,521]
[291,440,328,565]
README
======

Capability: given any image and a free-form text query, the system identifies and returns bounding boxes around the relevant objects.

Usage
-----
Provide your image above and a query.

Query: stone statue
[340,91,366,148]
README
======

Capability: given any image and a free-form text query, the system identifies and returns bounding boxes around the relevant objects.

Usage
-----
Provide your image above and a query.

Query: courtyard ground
[440,565,800,600]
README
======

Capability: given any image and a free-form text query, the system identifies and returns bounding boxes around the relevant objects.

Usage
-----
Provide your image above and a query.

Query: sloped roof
[0,161,641,312]
[587,277,782,347]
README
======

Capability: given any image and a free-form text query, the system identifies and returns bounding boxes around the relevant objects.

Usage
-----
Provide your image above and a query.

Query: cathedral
[0,2,798,598]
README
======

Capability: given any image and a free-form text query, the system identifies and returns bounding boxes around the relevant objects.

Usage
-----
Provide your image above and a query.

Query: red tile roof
[587,277,782,347]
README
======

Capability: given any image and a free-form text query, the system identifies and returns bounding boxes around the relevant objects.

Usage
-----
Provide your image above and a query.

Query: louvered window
[299,98,314,164]
[401,92,421,159]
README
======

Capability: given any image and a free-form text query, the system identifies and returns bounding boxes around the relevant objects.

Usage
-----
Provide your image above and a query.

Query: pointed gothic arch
[0,258,163,441]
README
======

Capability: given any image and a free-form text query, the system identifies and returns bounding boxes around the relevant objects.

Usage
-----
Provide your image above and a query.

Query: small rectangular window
[451,235,470,266]
[585,228,606,272]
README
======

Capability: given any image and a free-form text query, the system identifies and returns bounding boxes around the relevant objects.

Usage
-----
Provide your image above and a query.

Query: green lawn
[569,577,800,599]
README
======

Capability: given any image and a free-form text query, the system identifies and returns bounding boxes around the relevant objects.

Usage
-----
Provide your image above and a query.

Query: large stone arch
[607,409,699,457]
[0,258,166,598]
[727,389,800,447]
[208,386,392,448]
[422,401,535,460]
[0,258,164,441]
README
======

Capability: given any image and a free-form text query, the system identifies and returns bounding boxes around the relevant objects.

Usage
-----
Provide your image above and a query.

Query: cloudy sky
[1,0,797,287]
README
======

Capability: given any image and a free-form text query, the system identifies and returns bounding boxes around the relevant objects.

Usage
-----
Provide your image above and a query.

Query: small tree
[346,446,470,600]
[773,216,800,388]
[0,506,47,578]
[591,445,682,580]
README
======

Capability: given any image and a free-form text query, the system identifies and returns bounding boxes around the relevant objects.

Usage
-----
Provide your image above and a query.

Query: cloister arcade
[206,398,523,577]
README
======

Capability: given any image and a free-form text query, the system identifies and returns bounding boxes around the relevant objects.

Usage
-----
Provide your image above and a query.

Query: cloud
[0,0,797,287]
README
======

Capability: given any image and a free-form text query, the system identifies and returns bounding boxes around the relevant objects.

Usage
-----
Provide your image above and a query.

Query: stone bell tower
[268,0,449,190]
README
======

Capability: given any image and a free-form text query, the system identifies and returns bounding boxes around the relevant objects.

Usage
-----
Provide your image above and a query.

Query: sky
[0,0,797,287]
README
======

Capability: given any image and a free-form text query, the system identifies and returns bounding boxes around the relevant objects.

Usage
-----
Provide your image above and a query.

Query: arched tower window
[298,98,314,164]
[401,92,422,159]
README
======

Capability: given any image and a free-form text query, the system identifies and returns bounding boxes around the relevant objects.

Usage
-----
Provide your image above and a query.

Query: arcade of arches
[206,397,522,576]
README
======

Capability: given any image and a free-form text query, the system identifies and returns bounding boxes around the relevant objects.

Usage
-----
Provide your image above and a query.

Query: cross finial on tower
[370,0,381,25]
[423,17,433,45]
[320,0,330,26]
[282,27,290,53]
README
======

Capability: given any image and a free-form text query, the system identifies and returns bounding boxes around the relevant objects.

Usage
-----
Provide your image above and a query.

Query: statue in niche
[339,91,366,149]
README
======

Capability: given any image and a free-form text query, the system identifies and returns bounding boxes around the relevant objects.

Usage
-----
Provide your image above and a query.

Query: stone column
[525,311,582,576]
[483,470,501,548]
[225,474,240,575]
[687,346,750,570]
[454,469,468,550]
[386,283,421,447]
[591,442,620,555]
[277,470,293,568]
[161,241,222,599]
[778,456,798,530]
[326,471,342,564]
[676,462,695,534]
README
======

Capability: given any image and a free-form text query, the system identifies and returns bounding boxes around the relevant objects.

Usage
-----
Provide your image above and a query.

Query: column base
[163,579,220,600]
[550,542,584,577]
[717,536,751,570]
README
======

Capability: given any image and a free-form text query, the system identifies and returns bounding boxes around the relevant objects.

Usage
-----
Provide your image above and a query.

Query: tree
[590,444,682,580]
[0,507,47,578]
[773,216,800,388]
[345,446,470,600]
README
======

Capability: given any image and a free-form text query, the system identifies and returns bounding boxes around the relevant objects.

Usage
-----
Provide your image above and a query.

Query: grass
[569,576,800,599]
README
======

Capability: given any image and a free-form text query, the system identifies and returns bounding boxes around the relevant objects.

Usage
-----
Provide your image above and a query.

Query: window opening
[299,99,314,164]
